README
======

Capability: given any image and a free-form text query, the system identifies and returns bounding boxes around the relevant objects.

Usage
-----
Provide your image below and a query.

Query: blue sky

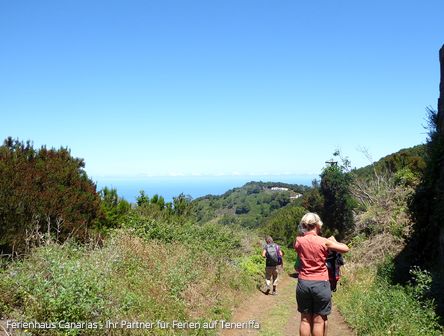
[1,0,443,179]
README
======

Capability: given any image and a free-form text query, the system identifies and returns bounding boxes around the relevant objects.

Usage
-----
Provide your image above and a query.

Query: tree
[235,203,250,214]
[99,187,130,229]
[157,195,165,210]
[151,194,159,205]
[0,138,102,254]
[320,151,355,239]
[136,190,150,207]
[173,193,193,216]
[301,179,324,214]
[411,108,444,265]
[262,205,307,247]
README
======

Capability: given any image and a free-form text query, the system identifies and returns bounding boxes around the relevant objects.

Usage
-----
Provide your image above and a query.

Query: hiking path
[218,273,355,336]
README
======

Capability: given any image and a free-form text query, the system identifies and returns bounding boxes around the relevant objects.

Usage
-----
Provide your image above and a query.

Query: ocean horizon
[94,175,318,203]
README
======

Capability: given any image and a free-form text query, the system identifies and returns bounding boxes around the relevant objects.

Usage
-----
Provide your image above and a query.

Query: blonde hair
[300,212,323,231]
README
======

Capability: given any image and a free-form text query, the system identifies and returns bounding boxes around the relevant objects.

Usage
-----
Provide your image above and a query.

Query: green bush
[238,248,264,279]
[281,246,298,273]
[261,205,306,247]
[376,256,396,282]
[122,213,245,258]
[0,243,111,335]
[408,266,433,302]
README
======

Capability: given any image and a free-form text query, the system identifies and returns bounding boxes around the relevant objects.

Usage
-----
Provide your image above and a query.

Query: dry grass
[103,231,251,320]
[350,172,415,240]
[347,233,405,267]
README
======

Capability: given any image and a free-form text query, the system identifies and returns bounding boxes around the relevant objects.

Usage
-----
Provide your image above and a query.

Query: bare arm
[262,249,267,257]
[325,237,350,253]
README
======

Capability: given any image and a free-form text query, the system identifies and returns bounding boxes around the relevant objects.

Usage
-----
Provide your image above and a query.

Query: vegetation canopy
[0,138,102,255]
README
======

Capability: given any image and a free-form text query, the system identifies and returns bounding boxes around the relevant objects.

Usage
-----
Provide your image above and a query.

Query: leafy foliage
[353,144,426,183]
[261,204,307,247]
[0,138,102,254]
[193,181,308,228]
[0,232,253,335]
[320,152,355,239]
[135,191,193,218]
[343,144,444,328]
[98,187,131,230]
[349,144,427,243]
[335,265,442,336]
[123,212,244,257]
[411,109,444,266]
[301,179,324,214]
[173,193,194,217]
[0,179,256,335]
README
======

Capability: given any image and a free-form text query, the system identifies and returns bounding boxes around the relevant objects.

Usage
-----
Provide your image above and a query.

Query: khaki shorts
[265,266,279,284]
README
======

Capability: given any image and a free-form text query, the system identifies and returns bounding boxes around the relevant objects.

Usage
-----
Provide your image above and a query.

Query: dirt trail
[218,274,355,336]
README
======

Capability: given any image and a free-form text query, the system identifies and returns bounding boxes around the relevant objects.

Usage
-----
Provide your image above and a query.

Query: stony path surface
[219,273,355,336]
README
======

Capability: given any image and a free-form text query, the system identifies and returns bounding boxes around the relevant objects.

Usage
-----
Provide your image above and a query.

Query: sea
[94,175,317,203]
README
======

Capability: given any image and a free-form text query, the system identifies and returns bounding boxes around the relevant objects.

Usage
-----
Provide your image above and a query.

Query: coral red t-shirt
[294,231,329,281]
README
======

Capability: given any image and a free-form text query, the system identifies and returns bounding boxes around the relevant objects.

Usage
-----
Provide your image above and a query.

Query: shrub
[0,230,255,335]
[238,248,265,281]
[408,266,433,302]
[122,213,245,258]
[351,172,414,239]
[261,205,306,247]
[0,242,111,332]
[0,138,102,255]
[335,264,442,336]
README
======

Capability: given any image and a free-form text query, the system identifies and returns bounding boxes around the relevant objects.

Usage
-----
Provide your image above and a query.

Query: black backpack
[326,251,344,291]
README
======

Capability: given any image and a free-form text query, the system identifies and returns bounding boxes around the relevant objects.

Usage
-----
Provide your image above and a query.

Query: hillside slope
[192,181,309,228]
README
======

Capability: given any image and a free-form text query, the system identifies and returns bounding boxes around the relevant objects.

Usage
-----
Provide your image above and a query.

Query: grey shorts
[296,279,332,316]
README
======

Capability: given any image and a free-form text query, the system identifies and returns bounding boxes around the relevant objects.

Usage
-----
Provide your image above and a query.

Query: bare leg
[265,267,272,292]
[312,314,327,336]
[299,313,312,336]
[272,269,278,294]
[271,268,279,286]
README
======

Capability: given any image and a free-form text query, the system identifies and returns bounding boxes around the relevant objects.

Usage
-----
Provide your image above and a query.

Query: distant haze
[94,174,317,203]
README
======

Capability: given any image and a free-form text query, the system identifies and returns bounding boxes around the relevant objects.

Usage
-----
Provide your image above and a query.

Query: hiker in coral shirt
[294,213,349,336]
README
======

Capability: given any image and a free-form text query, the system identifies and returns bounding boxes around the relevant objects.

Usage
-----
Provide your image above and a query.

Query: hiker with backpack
[294,213,349,336]
[262,236,283,295]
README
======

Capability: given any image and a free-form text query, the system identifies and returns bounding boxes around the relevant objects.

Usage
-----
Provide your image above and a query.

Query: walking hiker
[294,213,349,336]
[262,236,283,295]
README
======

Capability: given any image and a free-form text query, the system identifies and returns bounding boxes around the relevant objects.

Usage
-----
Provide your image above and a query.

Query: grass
[258,279,296,336]
[0,229,256,336]
[334,264,443,336]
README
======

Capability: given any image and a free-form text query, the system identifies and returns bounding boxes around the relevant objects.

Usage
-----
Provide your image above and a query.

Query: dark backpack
[265,243,281,266]
[326,251,344,291]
